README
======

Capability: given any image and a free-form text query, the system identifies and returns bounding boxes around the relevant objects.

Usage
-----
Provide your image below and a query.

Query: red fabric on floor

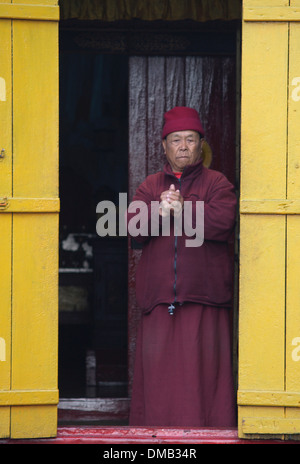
[129,302,236,427]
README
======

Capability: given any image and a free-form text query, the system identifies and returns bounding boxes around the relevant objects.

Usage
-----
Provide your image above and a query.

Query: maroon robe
[127,160,237,426]
[129,303,236,427]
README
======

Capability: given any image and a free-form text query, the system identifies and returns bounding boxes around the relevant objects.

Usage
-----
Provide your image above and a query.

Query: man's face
[162,130,203,172]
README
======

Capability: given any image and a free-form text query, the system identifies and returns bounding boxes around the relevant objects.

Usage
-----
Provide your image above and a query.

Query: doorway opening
[58,19,240,425]
[58,50,129,402]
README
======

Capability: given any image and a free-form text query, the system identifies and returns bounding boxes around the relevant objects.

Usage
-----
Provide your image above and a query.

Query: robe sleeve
[202,173,237,242]
[182,172,237,242]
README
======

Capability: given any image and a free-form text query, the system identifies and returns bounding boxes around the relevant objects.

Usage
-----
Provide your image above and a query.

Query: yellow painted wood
[238,406,285,440]
[240,199,300,214]
[239,215,286,392]
[288,22,300,201]
[0,19,12,196]
[286,408,300,422]
[0,14,12,439]
[242,418,300,435]
[238,390,300,407]
[239,1,300,439]
[239,1,287,439]
[11,406,58,439]
[11,17,59,437]
[0,390,59,406]
[0,198,60,212]
[0,215,11,438]
[0,0,59,439]
[13,19,59,199]
[286,216,300,393]
[11,213,58,438]
[0,3,59,21]
[286,22,300,427]
[12,214,58,390]
[244,6,300,22]
[13,0,58,4]
[240,21,288,200]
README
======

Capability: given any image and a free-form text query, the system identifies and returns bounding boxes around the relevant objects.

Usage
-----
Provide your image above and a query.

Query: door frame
[57,18,240,425]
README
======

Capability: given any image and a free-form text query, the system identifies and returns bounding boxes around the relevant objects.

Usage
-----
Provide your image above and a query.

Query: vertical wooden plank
[185,56,205,114]
[13,20,59,198]
[287,23,300,202]
[147,57,165,175]
[238,12,288,437]
[238,215,286,436]
[240,22,288,200]
[218,57,237,182]
[10,16,59,438]
[128,56,147,200]
[165,56,185,109]
[239,215,286,391]
[286,21,300,422]
[0,215,11,438]
[286,217,300,390]
[185,56,236,185]
[0,19,12,196]
[12,215,58,388]
[128,56,147,391]
[0,16,12,439]
[11,214,58,438]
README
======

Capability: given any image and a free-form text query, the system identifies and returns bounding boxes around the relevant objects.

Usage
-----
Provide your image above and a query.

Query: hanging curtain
[60,0,241,22]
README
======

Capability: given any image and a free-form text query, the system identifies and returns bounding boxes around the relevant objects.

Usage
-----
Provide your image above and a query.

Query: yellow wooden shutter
[0,0,59,439]
[239,0,300,439]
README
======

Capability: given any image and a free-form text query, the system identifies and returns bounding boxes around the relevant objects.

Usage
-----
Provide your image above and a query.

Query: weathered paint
[0,426,299,445]
[0,338,6,362]
[0,3,59,21]
[238,0,300,439]
[0,77,6,101]
[0,2,13,438]
[0,0,59,439]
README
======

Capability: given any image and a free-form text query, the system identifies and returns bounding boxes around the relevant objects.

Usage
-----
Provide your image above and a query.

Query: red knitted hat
[162,106,205,139]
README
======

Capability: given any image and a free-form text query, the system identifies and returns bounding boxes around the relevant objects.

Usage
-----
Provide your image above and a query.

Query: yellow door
[0,0,59,439]
[239,0,300,439]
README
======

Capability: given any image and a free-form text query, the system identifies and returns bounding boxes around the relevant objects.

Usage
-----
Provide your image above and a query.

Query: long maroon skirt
[129,303,236,427]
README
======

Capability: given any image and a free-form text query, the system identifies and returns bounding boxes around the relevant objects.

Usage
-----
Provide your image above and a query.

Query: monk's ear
[162,138,167,154]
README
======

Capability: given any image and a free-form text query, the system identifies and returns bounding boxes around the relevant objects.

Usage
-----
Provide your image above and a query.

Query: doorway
[58,20,239,424]
[58,50,129,401]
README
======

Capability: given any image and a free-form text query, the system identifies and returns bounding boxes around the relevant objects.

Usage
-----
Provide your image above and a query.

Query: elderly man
[127,106,237,427]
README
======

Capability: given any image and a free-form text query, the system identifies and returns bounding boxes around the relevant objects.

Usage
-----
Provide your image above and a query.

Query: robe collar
[163,158,204,180]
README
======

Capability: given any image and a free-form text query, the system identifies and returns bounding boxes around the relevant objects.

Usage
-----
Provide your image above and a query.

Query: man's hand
[159,184,184,216]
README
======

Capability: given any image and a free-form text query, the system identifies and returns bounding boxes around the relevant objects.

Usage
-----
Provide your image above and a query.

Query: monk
[127,106,237,427]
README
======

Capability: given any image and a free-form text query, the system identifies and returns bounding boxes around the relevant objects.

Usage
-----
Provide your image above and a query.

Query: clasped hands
[159,184,184,217]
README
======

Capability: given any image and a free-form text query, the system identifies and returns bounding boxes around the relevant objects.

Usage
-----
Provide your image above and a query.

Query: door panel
[0,215,11,438]
[128,55,237,387]
[286,20,300,424]
[11,213,58,439]
[0,15,12,439]
[13,19,59,198]
[0,18,12,196]
[239,1,300,438]
[0,1,59,439]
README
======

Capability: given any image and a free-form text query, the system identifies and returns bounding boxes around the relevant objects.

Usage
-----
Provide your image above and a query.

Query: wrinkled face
[162,130,203,172]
